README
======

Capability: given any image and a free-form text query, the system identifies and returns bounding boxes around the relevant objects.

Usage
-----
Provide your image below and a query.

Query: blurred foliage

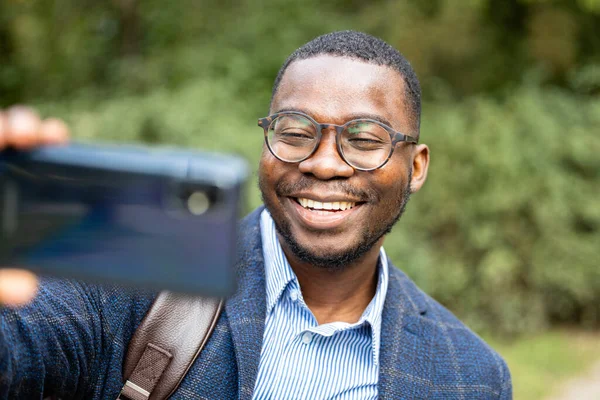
[2,0,599,336]
[388,85,600,336]
[2,0,600,104]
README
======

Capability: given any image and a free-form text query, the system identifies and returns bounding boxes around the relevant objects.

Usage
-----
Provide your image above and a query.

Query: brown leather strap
[119,343,172,400]
[119,292,224,400]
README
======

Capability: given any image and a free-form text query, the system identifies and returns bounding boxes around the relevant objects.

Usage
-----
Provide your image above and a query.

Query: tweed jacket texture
[0,207,512,399]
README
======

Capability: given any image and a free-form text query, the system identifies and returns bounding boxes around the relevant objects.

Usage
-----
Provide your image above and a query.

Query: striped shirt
[252,210,389,400]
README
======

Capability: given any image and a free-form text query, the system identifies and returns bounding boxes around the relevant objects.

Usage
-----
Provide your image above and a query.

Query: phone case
[0,143,248,296]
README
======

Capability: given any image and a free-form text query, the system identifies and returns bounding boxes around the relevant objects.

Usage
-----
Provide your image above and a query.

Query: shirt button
[289,290,299,301]
[301,332,313,344]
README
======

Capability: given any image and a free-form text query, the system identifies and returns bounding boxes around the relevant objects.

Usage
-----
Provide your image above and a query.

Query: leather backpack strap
[118,292,224,400]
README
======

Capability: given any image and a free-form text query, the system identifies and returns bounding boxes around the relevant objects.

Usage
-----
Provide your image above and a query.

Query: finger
[5,106,42,149]
[0,111,6,149]
[40,118,70,145]
[0,269,38,307]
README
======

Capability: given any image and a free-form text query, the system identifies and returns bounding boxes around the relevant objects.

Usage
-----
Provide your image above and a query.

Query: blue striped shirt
[252,210,389,399]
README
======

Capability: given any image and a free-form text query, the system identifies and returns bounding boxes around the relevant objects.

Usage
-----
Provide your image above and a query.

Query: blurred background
[1,0,599,398]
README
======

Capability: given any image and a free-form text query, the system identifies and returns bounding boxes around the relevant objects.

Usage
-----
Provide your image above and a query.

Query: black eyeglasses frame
[258,111,418,171]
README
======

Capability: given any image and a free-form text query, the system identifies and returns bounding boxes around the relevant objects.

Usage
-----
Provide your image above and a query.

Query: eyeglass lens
[266,114,392,170]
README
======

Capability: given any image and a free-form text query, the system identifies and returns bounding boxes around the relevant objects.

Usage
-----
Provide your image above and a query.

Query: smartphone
[0,143,248,296]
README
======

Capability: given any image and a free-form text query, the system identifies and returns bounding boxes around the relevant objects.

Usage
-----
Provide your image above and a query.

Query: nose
[298,130,354,180]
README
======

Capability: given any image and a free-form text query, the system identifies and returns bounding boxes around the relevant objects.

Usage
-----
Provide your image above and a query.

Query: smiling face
[259,55,429,270]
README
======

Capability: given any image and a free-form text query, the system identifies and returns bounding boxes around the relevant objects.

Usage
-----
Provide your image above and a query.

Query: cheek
[259,150,276,180]
[258,152,287,200]
[372,164,411,200]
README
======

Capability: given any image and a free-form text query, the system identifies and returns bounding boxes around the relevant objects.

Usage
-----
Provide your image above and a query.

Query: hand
[0,106,69,149]
[0,106,71,306]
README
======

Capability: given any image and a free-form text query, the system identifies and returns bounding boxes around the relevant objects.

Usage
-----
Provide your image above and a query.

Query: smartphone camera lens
[165,183,221,217]
[186,191,210,215]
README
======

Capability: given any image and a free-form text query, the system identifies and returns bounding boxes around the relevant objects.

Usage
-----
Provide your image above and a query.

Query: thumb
[0,269,38,306]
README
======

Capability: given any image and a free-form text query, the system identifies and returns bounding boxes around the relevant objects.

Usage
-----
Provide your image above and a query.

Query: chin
[279,227,381,271]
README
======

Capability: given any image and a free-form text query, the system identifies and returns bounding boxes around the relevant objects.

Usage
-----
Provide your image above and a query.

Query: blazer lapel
[225,208,267,400]
[378,266,436,400]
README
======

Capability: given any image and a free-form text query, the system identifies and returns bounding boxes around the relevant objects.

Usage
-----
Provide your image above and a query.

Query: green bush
[38,81,599,336]
[387,86,600,336]
[4,0,600,105]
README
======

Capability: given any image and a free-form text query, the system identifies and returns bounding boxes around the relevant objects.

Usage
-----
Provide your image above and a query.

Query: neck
[280,236,383,325]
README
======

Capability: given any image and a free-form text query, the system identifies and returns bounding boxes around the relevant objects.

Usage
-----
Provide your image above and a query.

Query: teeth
[297,198,356,211]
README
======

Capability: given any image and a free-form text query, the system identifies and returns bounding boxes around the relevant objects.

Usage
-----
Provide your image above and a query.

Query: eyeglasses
[258,111,418,171]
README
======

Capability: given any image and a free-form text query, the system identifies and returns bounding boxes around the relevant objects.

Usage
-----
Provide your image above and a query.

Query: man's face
[259,55,426,269]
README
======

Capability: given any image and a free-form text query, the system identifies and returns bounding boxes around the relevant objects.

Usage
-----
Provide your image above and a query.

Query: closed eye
[345,135,387,151]
[279,131,314,139]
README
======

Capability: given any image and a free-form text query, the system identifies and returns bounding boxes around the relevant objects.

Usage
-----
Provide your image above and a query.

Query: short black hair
[271,30,421,132]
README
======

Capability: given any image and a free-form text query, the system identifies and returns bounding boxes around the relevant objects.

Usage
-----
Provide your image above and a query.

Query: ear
[410,144,429,193]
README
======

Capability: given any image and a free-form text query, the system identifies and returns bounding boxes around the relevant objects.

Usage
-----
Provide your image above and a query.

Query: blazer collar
[225,207,267,400]
[378,264,436,399]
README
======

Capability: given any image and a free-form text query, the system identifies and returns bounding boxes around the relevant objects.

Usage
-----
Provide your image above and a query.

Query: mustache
[275,176,379,202]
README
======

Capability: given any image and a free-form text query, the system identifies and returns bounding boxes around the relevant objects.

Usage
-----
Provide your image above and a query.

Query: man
[0,31,512,399]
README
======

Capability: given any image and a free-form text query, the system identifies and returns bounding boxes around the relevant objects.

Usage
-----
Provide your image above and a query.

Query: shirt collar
[261,209,297,314]
[260,209,389,365]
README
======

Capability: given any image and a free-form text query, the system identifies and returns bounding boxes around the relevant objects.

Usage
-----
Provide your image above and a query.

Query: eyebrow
[273,107,394,129]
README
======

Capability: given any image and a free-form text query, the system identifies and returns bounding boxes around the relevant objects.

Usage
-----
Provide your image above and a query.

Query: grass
[486,330,600,399]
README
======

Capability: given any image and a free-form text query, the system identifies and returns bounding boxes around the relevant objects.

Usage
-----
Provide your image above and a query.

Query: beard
[259,171,412,270]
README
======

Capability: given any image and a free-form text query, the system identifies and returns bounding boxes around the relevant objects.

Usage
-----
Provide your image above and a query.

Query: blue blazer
[0,207,511,399]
